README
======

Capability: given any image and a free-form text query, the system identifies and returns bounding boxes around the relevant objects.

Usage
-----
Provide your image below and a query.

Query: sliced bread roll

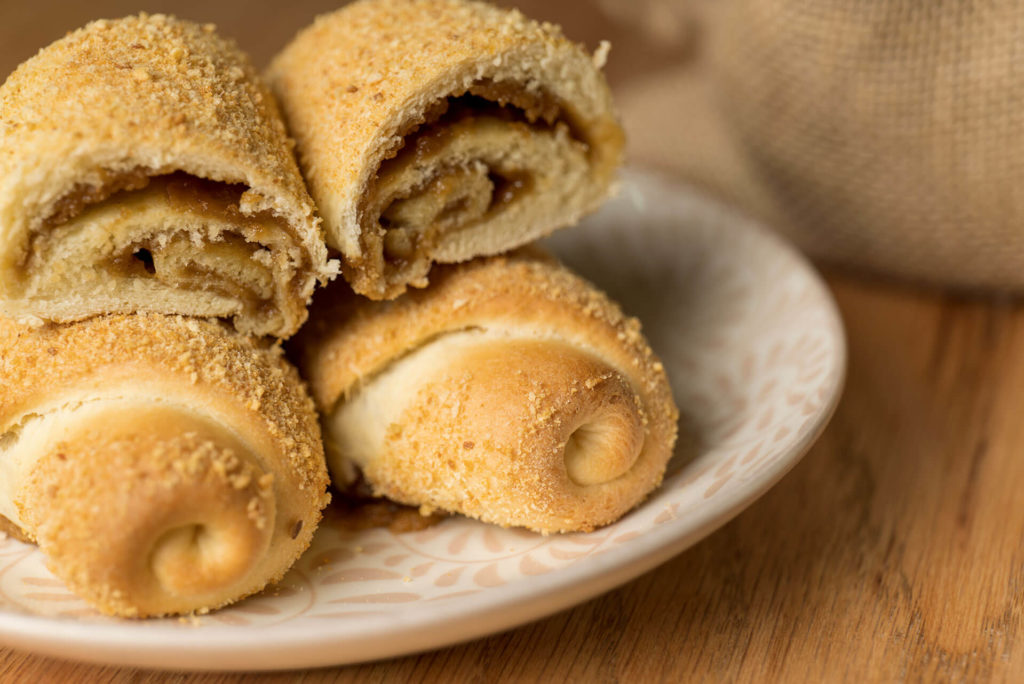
[0,14,334,338]
[268,0,624,300]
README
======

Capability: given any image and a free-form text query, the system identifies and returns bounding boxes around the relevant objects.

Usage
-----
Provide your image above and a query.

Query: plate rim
[0,168,847,670]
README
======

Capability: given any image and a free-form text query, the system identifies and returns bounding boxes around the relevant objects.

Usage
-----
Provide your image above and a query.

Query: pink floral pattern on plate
[0,170,845,670]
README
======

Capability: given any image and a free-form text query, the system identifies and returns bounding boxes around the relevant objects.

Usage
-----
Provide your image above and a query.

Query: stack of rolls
[0,0,678,618]
[275,0,677,535]
[0,14,332,617]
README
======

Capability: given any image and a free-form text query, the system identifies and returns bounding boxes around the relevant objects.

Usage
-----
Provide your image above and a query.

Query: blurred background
[4,5,1024,680]
[0,0,724,188]
[5,0,1024,294]
[0,0,762,252]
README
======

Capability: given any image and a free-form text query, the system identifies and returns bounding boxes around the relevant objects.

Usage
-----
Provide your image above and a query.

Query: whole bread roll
[268,0,624,300]
[291,252,677,534]
[0,313,330,617]
[0,14,334,338]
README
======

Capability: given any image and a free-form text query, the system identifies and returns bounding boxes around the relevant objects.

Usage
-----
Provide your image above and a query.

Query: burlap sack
[5,0,1005,289]
[711,0,1024,290]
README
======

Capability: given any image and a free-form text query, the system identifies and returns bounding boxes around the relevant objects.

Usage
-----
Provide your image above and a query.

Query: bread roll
[268,0,624,300]
[0,313,330,617]
[291,252,677,534]
[0,14,334,338]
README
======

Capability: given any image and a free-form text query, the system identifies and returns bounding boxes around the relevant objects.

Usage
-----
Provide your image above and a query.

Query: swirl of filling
[360,82,622,299]
[19,171,319,337]
[268,0,625,300]
[0,14,332,337]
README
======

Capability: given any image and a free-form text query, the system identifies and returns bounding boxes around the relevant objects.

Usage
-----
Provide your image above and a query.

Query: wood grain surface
[2,1,1023,681]
[1,275,1020,682]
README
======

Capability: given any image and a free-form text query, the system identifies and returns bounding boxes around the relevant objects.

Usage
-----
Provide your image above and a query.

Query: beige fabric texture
[2,1,1014,291]
[516,0,1024,292]
[712,0,1024,290]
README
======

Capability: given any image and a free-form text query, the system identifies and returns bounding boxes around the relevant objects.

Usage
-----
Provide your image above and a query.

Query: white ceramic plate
[0,170,845,670]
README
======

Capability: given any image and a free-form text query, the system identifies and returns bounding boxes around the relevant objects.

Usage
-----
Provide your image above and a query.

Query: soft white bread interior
[291,252,677,533]
[268,0,624,300]
[0,314,330,617]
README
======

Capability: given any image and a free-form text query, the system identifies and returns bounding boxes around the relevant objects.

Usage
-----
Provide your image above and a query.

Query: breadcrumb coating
[268,0,623,299]
[0,313,330,616]
[0,14,333,337]
[292,252,677,533]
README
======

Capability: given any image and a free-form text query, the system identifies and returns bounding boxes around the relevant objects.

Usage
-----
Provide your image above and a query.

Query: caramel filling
[27,172,300,323]
[42,167,153,229]
[359,82,592,294]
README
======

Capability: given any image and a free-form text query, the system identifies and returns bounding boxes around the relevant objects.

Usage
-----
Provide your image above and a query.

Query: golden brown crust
[0,14,333,337]
[293,251,668,411]
[291,252,677,533]
[0,313,330,617]
[21,412,276,617]
[268,0,624,300]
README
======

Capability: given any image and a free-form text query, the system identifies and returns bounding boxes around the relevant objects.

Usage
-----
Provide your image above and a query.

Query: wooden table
[2,1,1022,680]
[1,273,1020,681]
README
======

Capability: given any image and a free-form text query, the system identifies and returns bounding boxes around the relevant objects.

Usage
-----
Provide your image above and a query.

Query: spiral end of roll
[143,461,275,603]
[18,404,277,617]
[348,335,659,533]
[562,394,645,487]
